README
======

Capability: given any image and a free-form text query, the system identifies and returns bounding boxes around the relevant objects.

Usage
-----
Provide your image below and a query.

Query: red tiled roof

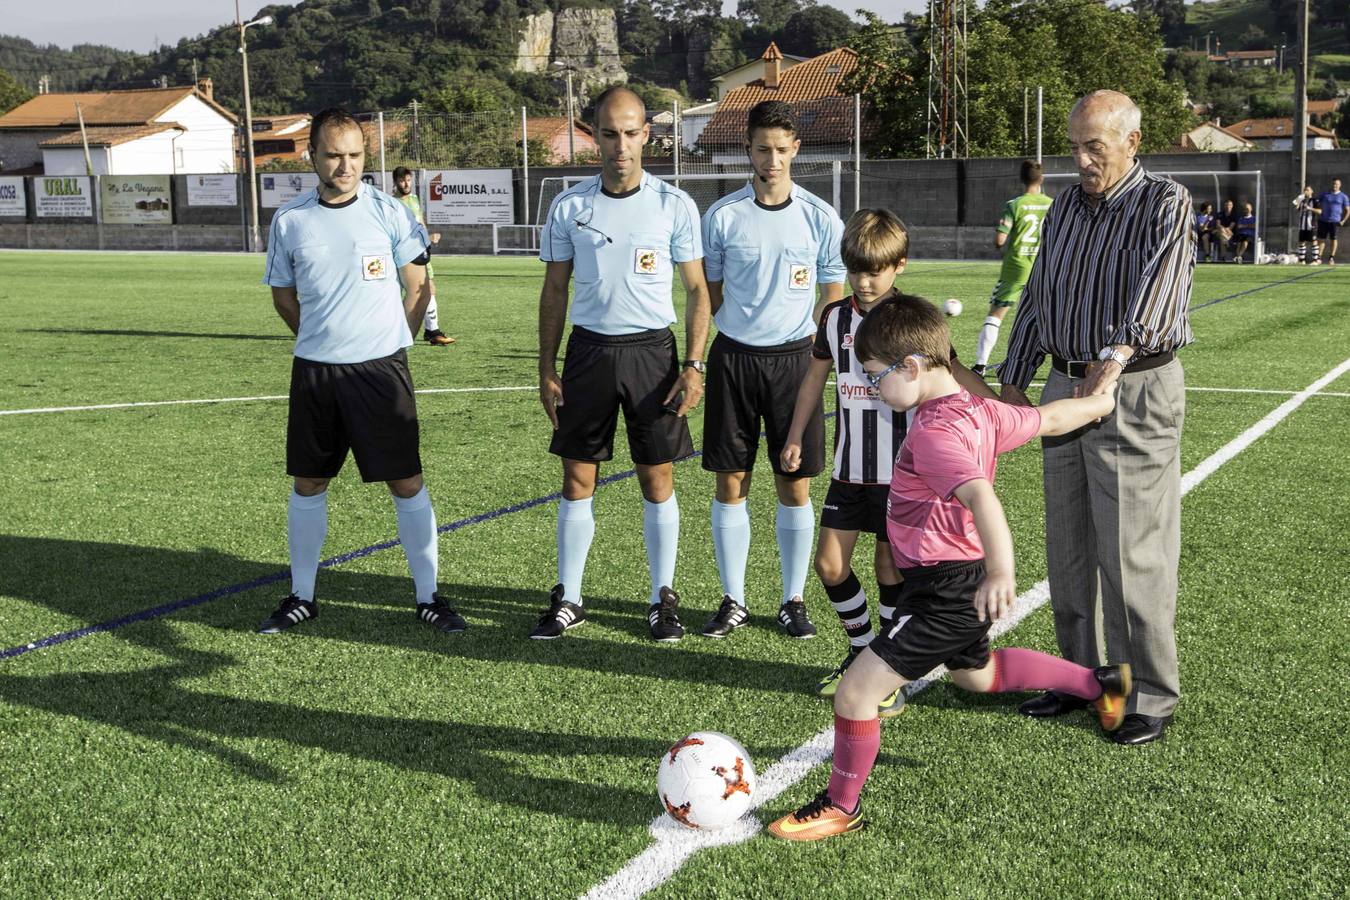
[515,117,594,143]
[0,87,236,129]
[1225,50,1276,59]
[38,123,185,147]
[698,47,872,147]
[1230,117,1336,139]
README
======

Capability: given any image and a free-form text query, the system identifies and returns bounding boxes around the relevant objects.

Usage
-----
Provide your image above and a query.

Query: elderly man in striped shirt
[999,90,1194,746]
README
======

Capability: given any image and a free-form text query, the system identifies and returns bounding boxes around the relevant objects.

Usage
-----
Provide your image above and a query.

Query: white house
[0,82,237,176]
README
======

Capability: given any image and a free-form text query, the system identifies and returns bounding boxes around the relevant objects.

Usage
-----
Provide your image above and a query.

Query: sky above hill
[9,1,930,52]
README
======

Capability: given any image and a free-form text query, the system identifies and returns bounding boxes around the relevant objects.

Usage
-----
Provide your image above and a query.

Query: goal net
[1043,170,1267,259]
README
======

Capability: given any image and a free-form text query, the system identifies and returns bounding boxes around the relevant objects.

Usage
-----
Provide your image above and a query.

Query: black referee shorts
[549,326,694,465]
[701,333,825,477]
[820,480,890,535]
[869,560,991,681]
[287,349,422,483]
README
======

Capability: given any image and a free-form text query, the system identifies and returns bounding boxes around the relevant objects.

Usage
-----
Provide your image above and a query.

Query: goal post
[1043,169,1268,259]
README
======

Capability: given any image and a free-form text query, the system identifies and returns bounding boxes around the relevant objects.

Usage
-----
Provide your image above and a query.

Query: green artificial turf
[0,252,1345,898]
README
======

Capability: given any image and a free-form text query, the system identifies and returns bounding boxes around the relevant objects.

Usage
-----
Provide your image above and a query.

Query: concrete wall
[4,149,1349,257]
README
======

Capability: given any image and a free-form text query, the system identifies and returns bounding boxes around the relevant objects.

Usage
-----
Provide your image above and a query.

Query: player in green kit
[392,166,454,345]
[971,160,1051,377]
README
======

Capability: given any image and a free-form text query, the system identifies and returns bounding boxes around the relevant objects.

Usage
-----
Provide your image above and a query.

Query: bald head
[1071,90,1142,141]
[1068,90,1142,197]
[593,87,646,127]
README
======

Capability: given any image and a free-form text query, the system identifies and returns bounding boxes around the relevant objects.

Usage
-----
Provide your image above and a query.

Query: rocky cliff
[515,7,627,103]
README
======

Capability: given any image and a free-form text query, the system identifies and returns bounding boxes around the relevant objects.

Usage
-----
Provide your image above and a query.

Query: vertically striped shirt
[1295,196,1318,232]
[1000,161,1195,390]
[813,297,908,484]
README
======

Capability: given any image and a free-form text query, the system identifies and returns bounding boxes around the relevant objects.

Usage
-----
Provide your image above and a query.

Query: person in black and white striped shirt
[1293,185,1320,264]
[781,210,910,713]
[1000,90,1194,747]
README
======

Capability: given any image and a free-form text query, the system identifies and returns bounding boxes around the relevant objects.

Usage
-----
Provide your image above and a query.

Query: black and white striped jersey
[1296,196,1318,232]
[813,297,909,484]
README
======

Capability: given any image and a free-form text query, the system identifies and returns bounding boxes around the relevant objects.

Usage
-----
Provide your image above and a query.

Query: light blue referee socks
[643,494,680,605]
[712,499,750,606]
[557,496,595,606]
[288,488,328,602]
[776,501,815,605]
[393,486,439,604]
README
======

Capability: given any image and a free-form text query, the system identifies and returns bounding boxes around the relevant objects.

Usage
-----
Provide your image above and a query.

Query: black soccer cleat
[648,586,685,642]
[778,597,817,639]
[701,594,749,638]
[417,593,467,634]
[258,594,317,634]
[969,363,987,378]
[530,584,586,639]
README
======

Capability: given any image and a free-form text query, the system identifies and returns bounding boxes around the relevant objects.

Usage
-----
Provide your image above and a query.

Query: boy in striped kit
[782,209,910,715]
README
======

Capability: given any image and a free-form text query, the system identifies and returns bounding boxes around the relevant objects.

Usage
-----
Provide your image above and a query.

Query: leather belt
[1051,351,1174,378]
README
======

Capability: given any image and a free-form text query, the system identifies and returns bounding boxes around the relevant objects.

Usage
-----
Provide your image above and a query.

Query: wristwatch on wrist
[682,359,706,375]
[1097,346,1131,368]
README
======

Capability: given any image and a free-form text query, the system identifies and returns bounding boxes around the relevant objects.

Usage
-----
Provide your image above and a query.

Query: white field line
[4,383,1349,418]
[0,385,536,416]
[581,354,1350,900]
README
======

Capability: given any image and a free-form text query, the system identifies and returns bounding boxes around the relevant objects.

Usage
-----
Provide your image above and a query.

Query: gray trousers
[1040,359,1184,717]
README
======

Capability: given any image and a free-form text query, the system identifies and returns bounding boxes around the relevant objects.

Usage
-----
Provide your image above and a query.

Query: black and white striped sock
[825,571,871,648]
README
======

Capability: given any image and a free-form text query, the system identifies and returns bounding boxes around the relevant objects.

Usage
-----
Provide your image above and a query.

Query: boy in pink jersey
[769,295,1128,842]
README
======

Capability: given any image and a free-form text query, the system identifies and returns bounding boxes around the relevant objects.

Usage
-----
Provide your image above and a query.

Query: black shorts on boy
[820,480,889,535]
[868,560,991,681]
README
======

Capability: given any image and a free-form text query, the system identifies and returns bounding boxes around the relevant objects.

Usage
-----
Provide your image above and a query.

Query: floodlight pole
[236,3,272,253]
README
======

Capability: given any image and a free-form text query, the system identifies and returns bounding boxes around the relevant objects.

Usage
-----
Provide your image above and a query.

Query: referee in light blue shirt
[535,87,712,643]
[699,100,847,642]
[258,107,466,637]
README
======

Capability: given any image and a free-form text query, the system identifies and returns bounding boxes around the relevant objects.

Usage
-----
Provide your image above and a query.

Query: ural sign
[424,169,513,225]
[35,176,93,218]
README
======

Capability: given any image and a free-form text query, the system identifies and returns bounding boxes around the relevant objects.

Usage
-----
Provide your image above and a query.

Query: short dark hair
[392,166,413,181]
[1200,201,1212,213]
[1019,159,1043,187]
[853,294,952,372]
[746,100,797,140]
[310,107,362,148]
[842,208,909,273]
[592,86,646,125]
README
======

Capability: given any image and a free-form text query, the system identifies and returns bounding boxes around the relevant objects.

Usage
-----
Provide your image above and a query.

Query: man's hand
[539,368,564,429]
[780,438,804,473]
[1000,384,1031,407]
[1076,359,1122,399]
[663,368,703,417]
[973,570,1017,623]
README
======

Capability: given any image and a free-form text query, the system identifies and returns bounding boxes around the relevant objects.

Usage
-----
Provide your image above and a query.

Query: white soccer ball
[942,298,963,317]
[656,731,757,831]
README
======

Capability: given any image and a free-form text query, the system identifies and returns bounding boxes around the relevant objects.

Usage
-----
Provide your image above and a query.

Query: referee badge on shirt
[789,263,811,290]
[634,247,659,275]
[362,255,388,281]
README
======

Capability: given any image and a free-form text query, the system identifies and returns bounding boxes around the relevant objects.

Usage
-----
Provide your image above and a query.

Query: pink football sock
[827,714,880,813]
[991,647,1102,699]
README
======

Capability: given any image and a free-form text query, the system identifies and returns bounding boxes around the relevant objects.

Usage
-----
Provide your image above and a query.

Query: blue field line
[0,450,705,662]
[1190,265,1332,311]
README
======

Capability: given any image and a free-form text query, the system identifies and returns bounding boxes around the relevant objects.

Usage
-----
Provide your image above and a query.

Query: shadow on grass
[0,535,885,823]
[17,328,291,342]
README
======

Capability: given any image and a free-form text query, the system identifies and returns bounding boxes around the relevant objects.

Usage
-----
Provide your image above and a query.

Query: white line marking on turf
[0,386,536,416]
[582,354,1350,900]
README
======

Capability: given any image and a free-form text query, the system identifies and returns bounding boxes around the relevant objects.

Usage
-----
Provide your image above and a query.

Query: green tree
[1133,0,1187,46]
[737,0,811,32]
[776,5,856,57]
[0,66,32,115]
[1238,24,1269,51]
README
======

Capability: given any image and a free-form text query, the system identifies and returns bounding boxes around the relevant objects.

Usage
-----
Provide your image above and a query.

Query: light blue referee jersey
[540,172,701,335]
[263,182,429,364]
[702,183,846,346]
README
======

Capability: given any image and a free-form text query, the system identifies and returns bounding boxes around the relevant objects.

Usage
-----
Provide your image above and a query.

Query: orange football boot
[1092,663,1132,732]
[767,791,865,842]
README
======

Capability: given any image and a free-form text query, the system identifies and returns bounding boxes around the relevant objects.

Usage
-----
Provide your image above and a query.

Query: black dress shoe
[1018,691,1089,718]
[1112,713,1171,745]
